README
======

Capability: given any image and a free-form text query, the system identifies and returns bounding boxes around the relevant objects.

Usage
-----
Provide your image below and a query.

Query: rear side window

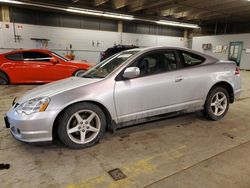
[23,52,52,62]
[5,53,23,61]
[180,51,205,67]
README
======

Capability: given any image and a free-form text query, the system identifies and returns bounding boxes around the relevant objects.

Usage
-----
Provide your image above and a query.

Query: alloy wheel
[66,110,101,144]
[210,92,228,116]
[0,78,7,85]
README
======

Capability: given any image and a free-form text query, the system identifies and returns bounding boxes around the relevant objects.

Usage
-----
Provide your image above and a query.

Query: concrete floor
[0,71,250,188]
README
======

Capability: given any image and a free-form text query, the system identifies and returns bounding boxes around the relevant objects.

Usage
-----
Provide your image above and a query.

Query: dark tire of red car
[0,71,9,85]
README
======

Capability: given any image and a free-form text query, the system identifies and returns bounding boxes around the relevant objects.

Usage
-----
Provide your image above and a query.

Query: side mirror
[50,57,58,64]
[123,67,140,79]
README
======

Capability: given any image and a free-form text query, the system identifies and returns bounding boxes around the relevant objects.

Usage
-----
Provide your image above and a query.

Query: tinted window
[5,53,23,61]
[180,51,205,67]
[133,51,177,77]
[23,52,51,62]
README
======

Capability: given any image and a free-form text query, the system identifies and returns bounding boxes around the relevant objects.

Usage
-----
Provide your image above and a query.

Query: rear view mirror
[50,57,58,64]
[123,67,140,79]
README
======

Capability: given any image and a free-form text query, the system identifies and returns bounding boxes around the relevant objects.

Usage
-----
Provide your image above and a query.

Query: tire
[204,87,230,121]
[0,71,9,85]
[73,69,86,77]
[57,102,106,149]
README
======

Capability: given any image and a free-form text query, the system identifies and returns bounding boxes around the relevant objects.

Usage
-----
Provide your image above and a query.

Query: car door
[114,50,188,123]
[4,52,28,83]
[23,51,68,82]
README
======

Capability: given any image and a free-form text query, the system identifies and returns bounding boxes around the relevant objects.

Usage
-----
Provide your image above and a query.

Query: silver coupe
[5,47,241,148]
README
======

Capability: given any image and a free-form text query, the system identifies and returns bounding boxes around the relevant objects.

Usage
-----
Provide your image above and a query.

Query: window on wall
[180,51,205,67]
[133,51,178,77]
[23,52,52,62]
[5,53,23,61]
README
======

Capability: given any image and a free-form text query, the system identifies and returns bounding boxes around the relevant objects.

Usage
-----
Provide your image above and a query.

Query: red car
[0,49,92,84]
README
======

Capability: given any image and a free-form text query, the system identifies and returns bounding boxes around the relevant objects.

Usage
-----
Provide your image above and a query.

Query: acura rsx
[4,47,241,149]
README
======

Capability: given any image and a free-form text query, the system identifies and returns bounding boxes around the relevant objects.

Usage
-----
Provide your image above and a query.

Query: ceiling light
[0,0,23,4]
[0,0,198,28]
[66,8,134,20]
[157,20,200,29]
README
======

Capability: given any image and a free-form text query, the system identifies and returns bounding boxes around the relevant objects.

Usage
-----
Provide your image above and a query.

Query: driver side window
[133,51,178,77]
[23,52,52,62]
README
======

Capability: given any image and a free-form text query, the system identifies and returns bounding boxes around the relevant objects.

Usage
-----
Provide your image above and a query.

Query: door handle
[175,77,183,82]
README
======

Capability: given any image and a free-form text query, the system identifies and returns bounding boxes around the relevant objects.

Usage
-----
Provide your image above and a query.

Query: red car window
[5,53,23,61]
[23,52,52,62]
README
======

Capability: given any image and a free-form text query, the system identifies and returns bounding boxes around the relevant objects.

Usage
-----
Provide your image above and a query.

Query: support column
[183,29,189,48]
[118,20,123,32]
[1,6,10,22]
[118,20,123,45]
[184,29,188,39]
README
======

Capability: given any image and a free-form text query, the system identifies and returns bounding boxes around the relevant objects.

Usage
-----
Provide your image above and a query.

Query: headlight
[16,97,50,115]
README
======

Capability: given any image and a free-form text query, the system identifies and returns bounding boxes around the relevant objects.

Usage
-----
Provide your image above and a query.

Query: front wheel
[204,87,230,121]
[57,103,106,149]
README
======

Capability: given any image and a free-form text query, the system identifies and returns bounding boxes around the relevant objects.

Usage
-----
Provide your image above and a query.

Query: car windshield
[51,52,70,62]
[79,50,139,78]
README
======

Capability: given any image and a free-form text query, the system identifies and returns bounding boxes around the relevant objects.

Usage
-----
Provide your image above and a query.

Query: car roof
[2,49,50,55]
[123,46,219,62]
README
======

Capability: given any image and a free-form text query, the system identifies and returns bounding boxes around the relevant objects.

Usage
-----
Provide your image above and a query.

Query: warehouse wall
[0,22,186,63]
[192,34,250,70]
[10,7,184,37]
[10,7,117,32]
[123,22,184,37]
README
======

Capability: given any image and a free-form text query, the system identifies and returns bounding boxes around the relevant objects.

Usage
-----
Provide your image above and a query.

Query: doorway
[228,41,243,66]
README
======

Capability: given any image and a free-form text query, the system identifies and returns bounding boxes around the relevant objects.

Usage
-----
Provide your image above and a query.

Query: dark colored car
[100,45,138,61]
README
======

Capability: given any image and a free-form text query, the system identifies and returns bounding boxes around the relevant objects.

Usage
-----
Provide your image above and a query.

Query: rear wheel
[0,71,9,85]
[204,87,229,121]
[57,103,106,149]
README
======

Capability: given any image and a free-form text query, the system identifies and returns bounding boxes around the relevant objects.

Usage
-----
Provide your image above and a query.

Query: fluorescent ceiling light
[157,20,200,29]
[66,8,134,20]
[0,0,23,4]
[0,0,198,28]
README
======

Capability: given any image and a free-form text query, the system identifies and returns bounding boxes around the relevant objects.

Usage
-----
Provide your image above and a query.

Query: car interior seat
[155,54,169,73]
[137,59,149,76]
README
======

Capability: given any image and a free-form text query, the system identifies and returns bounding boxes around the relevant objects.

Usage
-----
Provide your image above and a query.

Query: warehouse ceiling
[4,0,250,23]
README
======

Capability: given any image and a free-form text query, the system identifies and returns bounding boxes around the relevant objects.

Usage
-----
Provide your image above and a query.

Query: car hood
[68,60,95,67]
[17,77,101,103]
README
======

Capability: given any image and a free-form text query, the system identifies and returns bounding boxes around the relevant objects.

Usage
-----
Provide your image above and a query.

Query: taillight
[235,67,240,76]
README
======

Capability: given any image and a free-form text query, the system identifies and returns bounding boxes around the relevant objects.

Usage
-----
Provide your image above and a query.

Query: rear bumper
[234,89,241,100]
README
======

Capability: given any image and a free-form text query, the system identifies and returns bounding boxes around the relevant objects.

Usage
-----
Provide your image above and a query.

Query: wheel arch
[207,81,234,103]
[72,69,87,76]
[52,100,113,141]
[0,69,10,84]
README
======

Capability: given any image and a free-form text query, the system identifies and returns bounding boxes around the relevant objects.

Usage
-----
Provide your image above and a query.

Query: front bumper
[5,109,59,143]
